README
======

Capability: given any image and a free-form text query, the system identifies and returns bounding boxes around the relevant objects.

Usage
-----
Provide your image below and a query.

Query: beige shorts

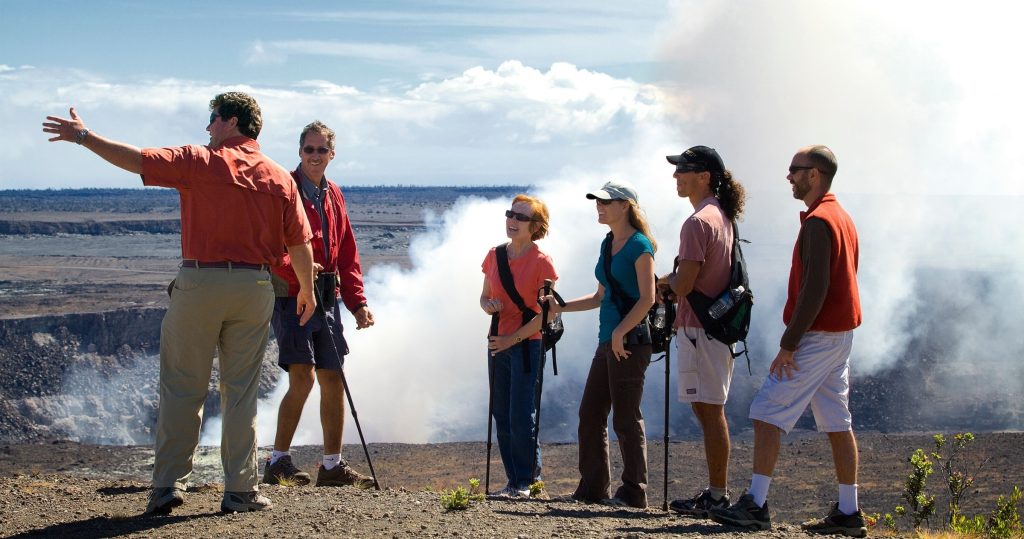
[676,326,735,405]
[749,330,854,434]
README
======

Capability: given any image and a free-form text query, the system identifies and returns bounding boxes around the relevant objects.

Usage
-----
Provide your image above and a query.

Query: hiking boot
[710,491,771,530]
[315,460,375,488]
[801,503,868,538]
[670,488,730,518]
[145,486,184,515]
[261,455,311,485]
[220,491,273,513]
[601,496,647,509]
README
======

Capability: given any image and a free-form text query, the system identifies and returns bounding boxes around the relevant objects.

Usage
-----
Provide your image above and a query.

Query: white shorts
[676,326,735,405]
[749,330,854,434]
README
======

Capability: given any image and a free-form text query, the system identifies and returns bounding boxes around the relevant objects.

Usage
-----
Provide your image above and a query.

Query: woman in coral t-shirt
[480,194,558,498]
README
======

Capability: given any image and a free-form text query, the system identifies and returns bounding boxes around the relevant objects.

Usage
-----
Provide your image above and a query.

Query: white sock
[749,474,772,508]
[708,486,728,500]
[838,483,859,514]
[322,454,341,470]
[270,450,289,465]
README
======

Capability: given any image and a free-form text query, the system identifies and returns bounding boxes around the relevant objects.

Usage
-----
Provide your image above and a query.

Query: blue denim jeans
[490,339,543,490]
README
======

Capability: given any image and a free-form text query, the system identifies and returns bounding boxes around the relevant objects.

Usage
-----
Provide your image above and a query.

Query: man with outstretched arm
[262,120,376,489]
[661,146,747,518]
[710,145,866,537]
[42,92,316,515]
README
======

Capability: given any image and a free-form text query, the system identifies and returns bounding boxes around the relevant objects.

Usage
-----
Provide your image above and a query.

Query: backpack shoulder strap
[495,244,534,318]
[601,233,632,317]
[495,244,535,373]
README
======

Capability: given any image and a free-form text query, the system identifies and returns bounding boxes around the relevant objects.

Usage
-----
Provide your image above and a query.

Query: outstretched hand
[42,107,86,143]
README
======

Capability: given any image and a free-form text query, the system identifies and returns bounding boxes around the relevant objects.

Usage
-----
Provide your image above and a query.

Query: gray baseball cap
[586,180,639,204]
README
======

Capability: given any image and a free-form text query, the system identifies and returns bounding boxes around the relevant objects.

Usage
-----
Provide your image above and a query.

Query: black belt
[181,260,269,271]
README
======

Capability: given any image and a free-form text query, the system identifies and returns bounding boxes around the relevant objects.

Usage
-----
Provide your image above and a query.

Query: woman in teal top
[544,179,656,508]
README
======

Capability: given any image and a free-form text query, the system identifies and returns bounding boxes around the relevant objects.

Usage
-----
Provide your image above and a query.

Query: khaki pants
[574,341,652,507]
[152,266,274,492]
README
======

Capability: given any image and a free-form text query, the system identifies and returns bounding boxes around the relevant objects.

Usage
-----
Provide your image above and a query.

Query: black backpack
[685,221,753,366]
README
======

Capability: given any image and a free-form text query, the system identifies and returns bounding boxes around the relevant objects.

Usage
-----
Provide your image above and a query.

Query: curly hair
[210,92,263,139]
[710,170,747,222]
[300,120,336,150]
[512,194,550,241]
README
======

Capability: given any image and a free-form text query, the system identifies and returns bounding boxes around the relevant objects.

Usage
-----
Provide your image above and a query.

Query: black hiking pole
[661,285,677,511]
[314,280,381,490]
[529,278,556,485]
[485,313,498,494]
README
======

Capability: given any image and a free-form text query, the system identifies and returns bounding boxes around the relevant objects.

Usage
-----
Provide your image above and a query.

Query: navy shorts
[271,296,348,371]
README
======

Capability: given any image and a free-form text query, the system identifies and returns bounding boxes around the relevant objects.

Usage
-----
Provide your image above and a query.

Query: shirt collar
[800,192,836,222]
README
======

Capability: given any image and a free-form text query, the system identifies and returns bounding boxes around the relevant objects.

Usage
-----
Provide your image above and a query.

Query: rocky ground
[1,432,1022,538]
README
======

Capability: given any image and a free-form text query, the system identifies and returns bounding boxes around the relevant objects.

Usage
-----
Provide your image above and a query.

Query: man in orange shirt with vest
[711,145,866,537]
[43,93,316,515]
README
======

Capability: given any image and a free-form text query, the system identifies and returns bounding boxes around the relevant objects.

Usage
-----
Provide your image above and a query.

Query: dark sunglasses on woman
[505,210,537,222]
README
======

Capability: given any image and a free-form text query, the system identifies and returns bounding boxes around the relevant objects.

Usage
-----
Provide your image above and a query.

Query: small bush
[440,478,485,511]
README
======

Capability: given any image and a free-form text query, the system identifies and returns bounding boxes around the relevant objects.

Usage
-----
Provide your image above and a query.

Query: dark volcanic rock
[0,308,281,444]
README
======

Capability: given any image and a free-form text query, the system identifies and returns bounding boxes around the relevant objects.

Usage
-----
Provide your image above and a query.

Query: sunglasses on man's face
[209,112,221,125]
[505,210,537,222]
[788,165,816,174]
[303,146,331,155]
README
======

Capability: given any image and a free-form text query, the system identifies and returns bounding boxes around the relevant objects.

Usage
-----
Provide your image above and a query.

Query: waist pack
[600,233,673,354]
[685,220,753,367]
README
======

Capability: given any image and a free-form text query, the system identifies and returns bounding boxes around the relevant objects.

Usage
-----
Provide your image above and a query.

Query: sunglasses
[208,112,222,125]
[303,146,331,155]
[505,210,538,222]
[595,198,619,206]
[789,165,816,174]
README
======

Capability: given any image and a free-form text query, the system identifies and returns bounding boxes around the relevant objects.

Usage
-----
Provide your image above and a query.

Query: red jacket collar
[800,192,837,222]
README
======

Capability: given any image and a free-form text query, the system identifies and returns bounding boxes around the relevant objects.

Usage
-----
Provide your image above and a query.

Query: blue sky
[1,0,1022,192]
[0,0,673,188]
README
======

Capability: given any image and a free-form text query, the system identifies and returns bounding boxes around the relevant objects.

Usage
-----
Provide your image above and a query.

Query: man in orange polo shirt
[42,92,316,515]
[711,145,866,537]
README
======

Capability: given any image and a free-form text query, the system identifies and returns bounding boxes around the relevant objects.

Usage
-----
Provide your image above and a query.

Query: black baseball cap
[666,145,725,175]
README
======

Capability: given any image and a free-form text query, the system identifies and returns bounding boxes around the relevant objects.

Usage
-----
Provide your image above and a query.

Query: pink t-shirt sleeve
[678,216,710,262]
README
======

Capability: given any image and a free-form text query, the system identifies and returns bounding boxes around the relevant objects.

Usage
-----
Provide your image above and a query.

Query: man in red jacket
[262,120,376,488]
[711,145,867,537]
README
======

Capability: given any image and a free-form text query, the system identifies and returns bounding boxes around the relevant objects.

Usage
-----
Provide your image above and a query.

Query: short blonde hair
[512,194,550,241]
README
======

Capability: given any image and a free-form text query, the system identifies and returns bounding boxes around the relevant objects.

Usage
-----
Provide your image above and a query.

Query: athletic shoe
[315,460,375,488]
[670,488,730,518]
[490,485,528,498]
[710,491,771,530]
[220,491,273,513]
[800,503,868,538]
[145,486,184,515]
[261,455,311,485]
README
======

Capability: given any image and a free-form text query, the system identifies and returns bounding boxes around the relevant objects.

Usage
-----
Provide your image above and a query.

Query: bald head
[798,145,838,185]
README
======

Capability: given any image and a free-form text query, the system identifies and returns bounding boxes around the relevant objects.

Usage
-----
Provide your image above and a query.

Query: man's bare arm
[42,107,143,174]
